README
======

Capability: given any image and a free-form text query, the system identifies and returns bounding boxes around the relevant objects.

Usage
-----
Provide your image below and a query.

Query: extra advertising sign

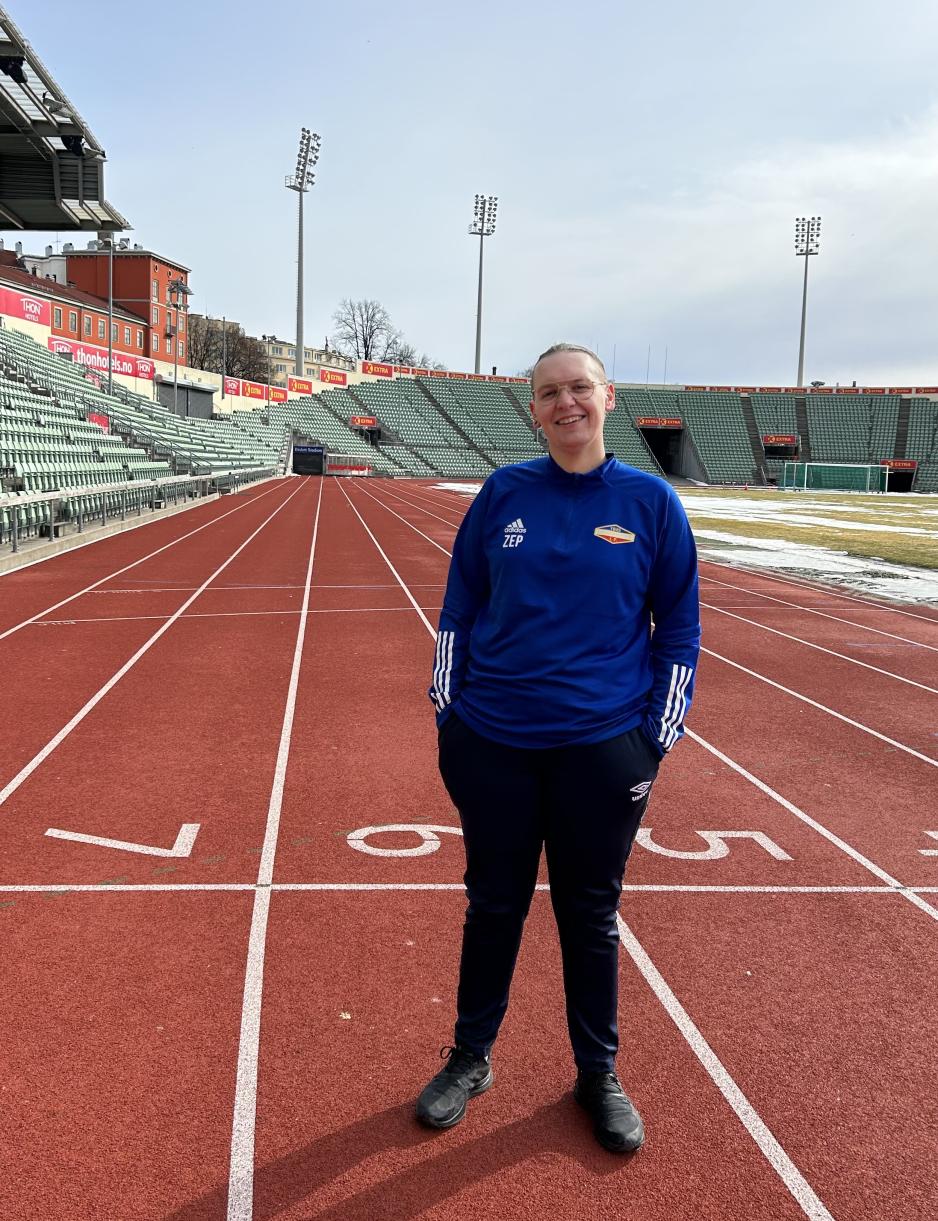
[361,361,393,378]
[349,415,377,427]
[288,376,313,395]
[762,434,797,445]
[880,459,917,469]
[269,386,288,403]
[88,411,109,431]
[320,368,347,386]
[636,416,682,428]
[47,336,154,380]
[223,377,242,396]
[241,380,268,401]
[0,284,51,327]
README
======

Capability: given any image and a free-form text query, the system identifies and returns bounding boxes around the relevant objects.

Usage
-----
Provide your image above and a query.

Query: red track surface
[2,475,937,1220]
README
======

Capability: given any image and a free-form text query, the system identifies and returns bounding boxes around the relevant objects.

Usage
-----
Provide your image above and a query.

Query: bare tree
[186,315,268,383]
[332,298,397,361]
[331,298,444,368]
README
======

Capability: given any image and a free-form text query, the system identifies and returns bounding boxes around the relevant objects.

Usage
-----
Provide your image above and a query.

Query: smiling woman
[416,341,702,1153]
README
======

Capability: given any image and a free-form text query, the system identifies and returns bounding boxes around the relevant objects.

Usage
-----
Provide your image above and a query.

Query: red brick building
[0,251,145,358]
[65,247,191,364]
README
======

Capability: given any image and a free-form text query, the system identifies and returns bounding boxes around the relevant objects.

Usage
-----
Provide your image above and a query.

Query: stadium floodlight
[285,127,322,379]
[469,194,498,375]
[93,234,130,393]
[794,215,821,387]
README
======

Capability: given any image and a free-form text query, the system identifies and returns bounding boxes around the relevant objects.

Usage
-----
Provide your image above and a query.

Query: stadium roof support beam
[0,6,129,232]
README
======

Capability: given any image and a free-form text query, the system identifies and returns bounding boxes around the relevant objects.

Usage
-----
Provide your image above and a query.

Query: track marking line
[685,729,938,924]
[29,607,437,627]
[0,481,283,643]
[700,558,938,624]
[356,480,465,529]
[352,482,938,766]
[45,823,199,857]
[702,646,938,768]
[0,483,304,812]
[227,477,323,1221]
[0,882,904,894]
[701,601,938,693]
[347,481,454,558]
[616,914,835,1221]
[335,482,439,632]
[700,573,938,652]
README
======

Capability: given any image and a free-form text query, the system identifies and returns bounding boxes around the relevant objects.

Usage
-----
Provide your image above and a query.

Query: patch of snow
[696,530,938,604]
[434,482,482,496]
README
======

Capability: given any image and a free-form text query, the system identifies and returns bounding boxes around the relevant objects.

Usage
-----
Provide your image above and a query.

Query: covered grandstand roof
[0,6,128,232]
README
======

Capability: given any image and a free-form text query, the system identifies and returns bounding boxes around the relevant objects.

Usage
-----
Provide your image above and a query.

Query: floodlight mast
[469,193,498,375]
[795,215,821,387]
[285,127,321,378]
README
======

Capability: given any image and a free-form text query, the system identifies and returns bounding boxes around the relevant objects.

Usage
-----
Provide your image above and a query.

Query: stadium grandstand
[2,2,937,561]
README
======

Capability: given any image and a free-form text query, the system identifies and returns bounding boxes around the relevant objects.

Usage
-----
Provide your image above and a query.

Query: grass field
[679,487,938,570]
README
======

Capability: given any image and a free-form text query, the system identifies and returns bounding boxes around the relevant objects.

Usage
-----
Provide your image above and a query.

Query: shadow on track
[168,1096,634,1220]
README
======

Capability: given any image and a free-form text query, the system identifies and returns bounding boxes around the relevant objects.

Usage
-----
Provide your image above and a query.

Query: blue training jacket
[429,453,701,753]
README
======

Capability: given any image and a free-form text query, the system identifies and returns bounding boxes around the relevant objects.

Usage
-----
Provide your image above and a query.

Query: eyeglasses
[533,379,607,405]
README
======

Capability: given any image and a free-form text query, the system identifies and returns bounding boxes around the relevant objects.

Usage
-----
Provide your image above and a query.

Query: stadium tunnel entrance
[638,421,683,477]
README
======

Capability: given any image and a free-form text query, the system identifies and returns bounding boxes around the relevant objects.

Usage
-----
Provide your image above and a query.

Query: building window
[276,363,286,373]
[111,322,118,342]
[152,333,159,353]
[83,316,92,337]
[68,310,78,332]
[165,284,172,303]
[178,340,185,359]
[178,314,184,334]
[98,318,106,340]
[136,330,143,350]
[152,278,158,301]
[122,325,130,345]
[274,346,283,356]
[53,306,62,327]
[152,305,159,324]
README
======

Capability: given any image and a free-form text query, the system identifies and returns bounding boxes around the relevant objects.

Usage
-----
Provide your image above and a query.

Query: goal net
[781,462,889,492]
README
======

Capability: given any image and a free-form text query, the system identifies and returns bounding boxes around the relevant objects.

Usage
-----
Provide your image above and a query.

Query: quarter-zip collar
[545,452,617,485]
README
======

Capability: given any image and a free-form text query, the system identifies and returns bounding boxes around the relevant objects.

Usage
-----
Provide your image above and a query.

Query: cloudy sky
[15,0,938,384]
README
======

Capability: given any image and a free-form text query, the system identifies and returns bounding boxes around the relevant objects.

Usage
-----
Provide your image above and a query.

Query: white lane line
[357,480,465,529]
[616,914,835,1221]
[334,482,440,633]
[354,481,938,767]
[703,646,938,768]
[701,573,938,652]
[347,481,455,556]
[685,729,938,924]
[0,883,902,894]
[0,483,304,812]
[227,476,323,1221]
[701,602,938,694]
[30,607,436,626]
[701,558,938,625]
[0,481,283,643]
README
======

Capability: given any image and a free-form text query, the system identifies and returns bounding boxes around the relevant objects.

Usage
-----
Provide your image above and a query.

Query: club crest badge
[593,524,636,544]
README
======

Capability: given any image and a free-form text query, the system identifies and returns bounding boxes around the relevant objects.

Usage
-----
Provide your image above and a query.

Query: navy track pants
[438,713,660,1073]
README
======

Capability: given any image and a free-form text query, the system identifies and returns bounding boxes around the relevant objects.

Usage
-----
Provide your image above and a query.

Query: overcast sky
[14,0,938,384]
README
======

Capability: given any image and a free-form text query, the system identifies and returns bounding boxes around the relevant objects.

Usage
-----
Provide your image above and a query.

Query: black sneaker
[415,1044,494,1129]
[574,1071,645,1153]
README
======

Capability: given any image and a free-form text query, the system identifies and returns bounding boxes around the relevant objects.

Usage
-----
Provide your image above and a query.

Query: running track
[1,476,936,1221]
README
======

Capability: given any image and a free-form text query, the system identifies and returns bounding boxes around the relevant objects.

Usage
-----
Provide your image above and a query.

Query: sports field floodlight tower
[469,193,498,375]
[794,215,821,388]
[285,127,321,378]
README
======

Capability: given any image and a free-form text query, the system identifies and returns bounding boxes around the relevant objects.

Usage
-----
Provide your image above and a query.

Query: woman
[417,343,701,1153]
